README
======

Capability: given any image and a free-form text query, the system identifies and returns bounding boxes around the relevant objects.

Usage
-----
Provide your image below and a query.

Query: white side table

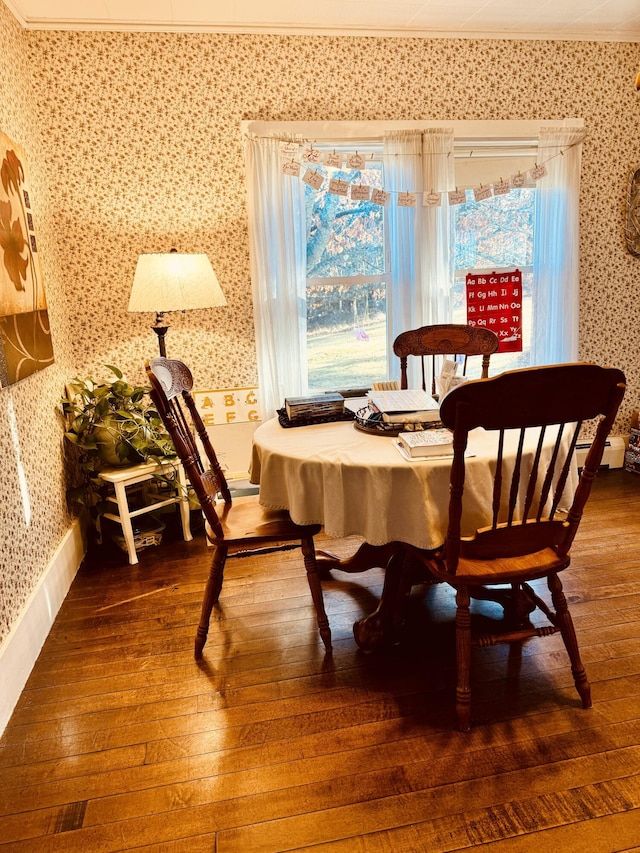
[97,458,192,565]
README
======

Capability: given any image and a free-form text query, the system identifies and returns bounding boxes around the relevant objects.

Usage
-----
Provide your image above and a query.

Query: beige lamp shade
[129,251,227,356]
[128,252,227,314]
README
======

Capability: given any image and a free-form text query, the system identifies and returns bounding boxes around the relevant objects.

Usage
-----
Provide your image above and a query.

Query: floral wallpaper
[0,0,74,646]
[0,0,639,645]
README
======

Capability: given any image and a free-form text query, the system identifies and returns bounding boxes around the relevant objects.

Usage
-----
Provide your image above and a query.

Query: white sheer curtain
[245,135,308,420]
[420,128,455,328]
[383,131,424,383]
[383,129,454,387]
[531,126,585,365]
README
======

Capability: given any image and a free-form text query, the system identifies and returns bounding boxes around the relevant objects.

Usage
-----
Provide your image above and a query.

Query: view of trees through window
[451,187,535,377]
[306,161,389,390]
[305,160,536,391]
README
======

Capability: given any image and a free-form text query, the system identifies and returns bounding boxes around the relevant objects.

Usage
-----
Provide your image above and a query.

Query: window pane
[306,165,385,278]
[307,282,387,391]
[305,162,388,390]
[453,188,534,270]
[452,187,534,375]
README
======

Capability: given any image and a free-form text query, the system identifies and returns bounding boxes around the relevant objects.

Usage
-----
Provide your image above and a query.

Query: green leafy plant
[62,365,176,513]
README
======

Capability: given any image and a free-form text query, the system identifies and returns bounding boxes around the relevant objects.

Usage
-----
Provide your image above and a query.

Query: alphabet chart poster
[192,387,260,479]
[465,269,523,353]
[193,387,259,426]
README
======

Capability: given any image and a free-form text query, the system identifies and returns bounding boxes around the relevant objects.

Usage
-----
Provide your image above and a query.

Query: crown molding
[3,0,27,27]
[7,15,640,43]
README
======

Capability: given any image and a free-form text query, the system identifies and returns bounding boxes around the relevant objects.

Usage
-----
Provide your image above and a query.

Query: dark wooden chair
[402,362,626,730]
[146,357,331,658]
[393,323,500,395]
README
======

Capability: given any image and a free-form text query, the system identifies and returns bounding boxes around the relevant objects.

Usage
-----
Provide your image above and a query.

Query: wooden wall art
[0,130,54,386]
[626,165,640,258]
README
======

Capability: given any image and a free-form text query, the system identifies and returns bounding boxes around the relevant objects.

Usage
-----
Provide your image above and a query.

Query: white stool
[97,458,192,564]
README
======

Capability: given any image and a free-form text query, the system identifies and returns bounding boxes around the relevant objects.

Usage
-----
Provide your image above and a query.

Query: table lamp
[128,249,227,356]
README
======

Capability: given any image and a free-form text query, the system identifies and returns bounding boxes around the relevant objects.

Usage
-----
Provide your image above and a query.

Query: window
[244,121,584,418]
[305,149,389,390]
[305,142,537,390]
[451,182,536,377]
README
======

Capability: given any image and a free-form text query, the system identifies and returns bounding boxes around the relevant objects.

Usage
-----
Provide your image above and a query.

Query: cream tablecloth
[249,419,578,551]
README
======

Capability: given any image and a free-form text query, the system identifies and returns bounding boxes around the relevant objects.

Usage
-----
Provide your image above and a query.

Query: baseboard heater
[576,435,627,470]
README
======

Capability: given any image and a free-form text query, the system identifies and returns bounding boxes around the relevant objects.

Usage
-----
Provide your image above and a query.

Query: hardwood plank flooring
[0,469,639,852]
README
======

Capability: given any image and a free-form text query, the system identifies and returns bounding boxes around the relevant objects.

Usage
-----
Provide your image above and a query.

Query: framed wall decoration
[625,166,640,258]
[0,130,54,386]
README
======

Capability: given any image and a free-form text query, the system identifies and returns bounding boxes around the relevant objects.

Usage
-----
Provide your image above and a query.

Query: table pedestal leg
[316,542,398,577]
[352,547,441,651]
[316,540,442,651]
[468,582,537,629]
[353,549,409,650]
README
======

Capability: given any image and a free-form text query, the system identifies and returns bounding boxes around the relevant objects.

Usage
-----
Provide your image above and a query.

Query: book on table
[396,428,453,458]
[284,392,345,421]
[368,388,440,424]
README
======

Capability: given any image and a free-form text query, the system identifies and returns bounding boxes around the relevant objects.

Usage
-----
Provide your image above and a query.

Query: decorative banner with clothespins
[473,184,492,202]
[351,184,371,201]
[423,192,442,206]
[328,178,349,197]
[466,269,523,353]
[371,189,390,206]
[276,138,574,208]
[398,191,417,207]
[302,169,324,189]
[448,189,466,206]
[301,143,322,165]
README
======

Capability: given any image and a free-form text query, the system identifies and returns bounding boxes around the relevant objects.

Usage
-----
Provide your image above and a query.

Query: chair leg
[195,544,227,659]
[548,573,592,709]
[301,536,332,651]
[455,585,472,731]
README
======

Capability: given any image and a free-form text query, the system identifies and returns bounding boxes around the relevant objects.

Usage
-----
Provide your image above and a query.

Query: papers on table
[368,388,437,413]
[368,388,441,424]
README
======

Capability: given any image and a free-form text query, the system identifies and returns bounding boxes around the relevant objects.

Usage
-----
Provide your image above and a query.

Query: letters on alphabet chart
[194,388,259,426]
[465,270,523,353]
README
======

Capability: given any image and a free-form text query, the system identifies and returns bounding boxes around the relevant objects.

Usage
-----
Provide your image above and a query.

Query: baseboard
[0,518,87,737]
[576,434,627,470]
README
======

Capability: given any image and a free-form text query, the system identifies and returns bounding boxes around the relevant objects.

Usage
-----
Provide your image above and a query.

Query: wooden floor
[1,469,639,852]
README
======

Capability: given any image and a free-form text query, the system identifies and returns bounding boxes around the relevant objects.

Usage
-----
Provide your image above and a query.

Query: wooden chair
[402,362,626,730]
[146,357,331,658]
[393,323,499,395]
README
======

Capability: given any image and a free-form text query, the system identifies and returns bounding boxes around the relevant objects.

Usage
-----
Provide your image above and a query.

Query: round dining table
[250,417,577,547]
[249,416,578,648]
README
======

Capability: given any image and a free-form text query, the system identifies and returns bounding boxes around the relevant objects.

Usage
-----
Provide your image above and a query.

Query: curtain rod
[241,118,584,141]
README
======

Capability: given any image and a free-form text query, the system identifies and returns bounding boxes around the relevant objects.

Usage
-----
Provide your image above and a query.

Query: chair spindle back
[439,363,626,575]
[146,357,232,539]
[393,324,500,395]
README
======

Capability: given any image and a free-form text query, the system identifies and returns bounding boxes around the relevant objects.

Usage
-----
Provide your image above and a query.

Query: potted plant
[61,365,177,515]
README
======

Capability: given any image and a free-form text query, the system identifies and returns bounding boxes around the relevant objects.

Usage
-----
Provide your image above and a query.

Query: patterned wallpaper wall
[1,0,639,644]
[0,1,74,645]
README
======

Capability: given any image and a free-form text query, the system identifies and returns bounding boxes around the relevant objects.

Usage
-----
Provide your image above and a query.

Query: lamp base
[151,322,169,357]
